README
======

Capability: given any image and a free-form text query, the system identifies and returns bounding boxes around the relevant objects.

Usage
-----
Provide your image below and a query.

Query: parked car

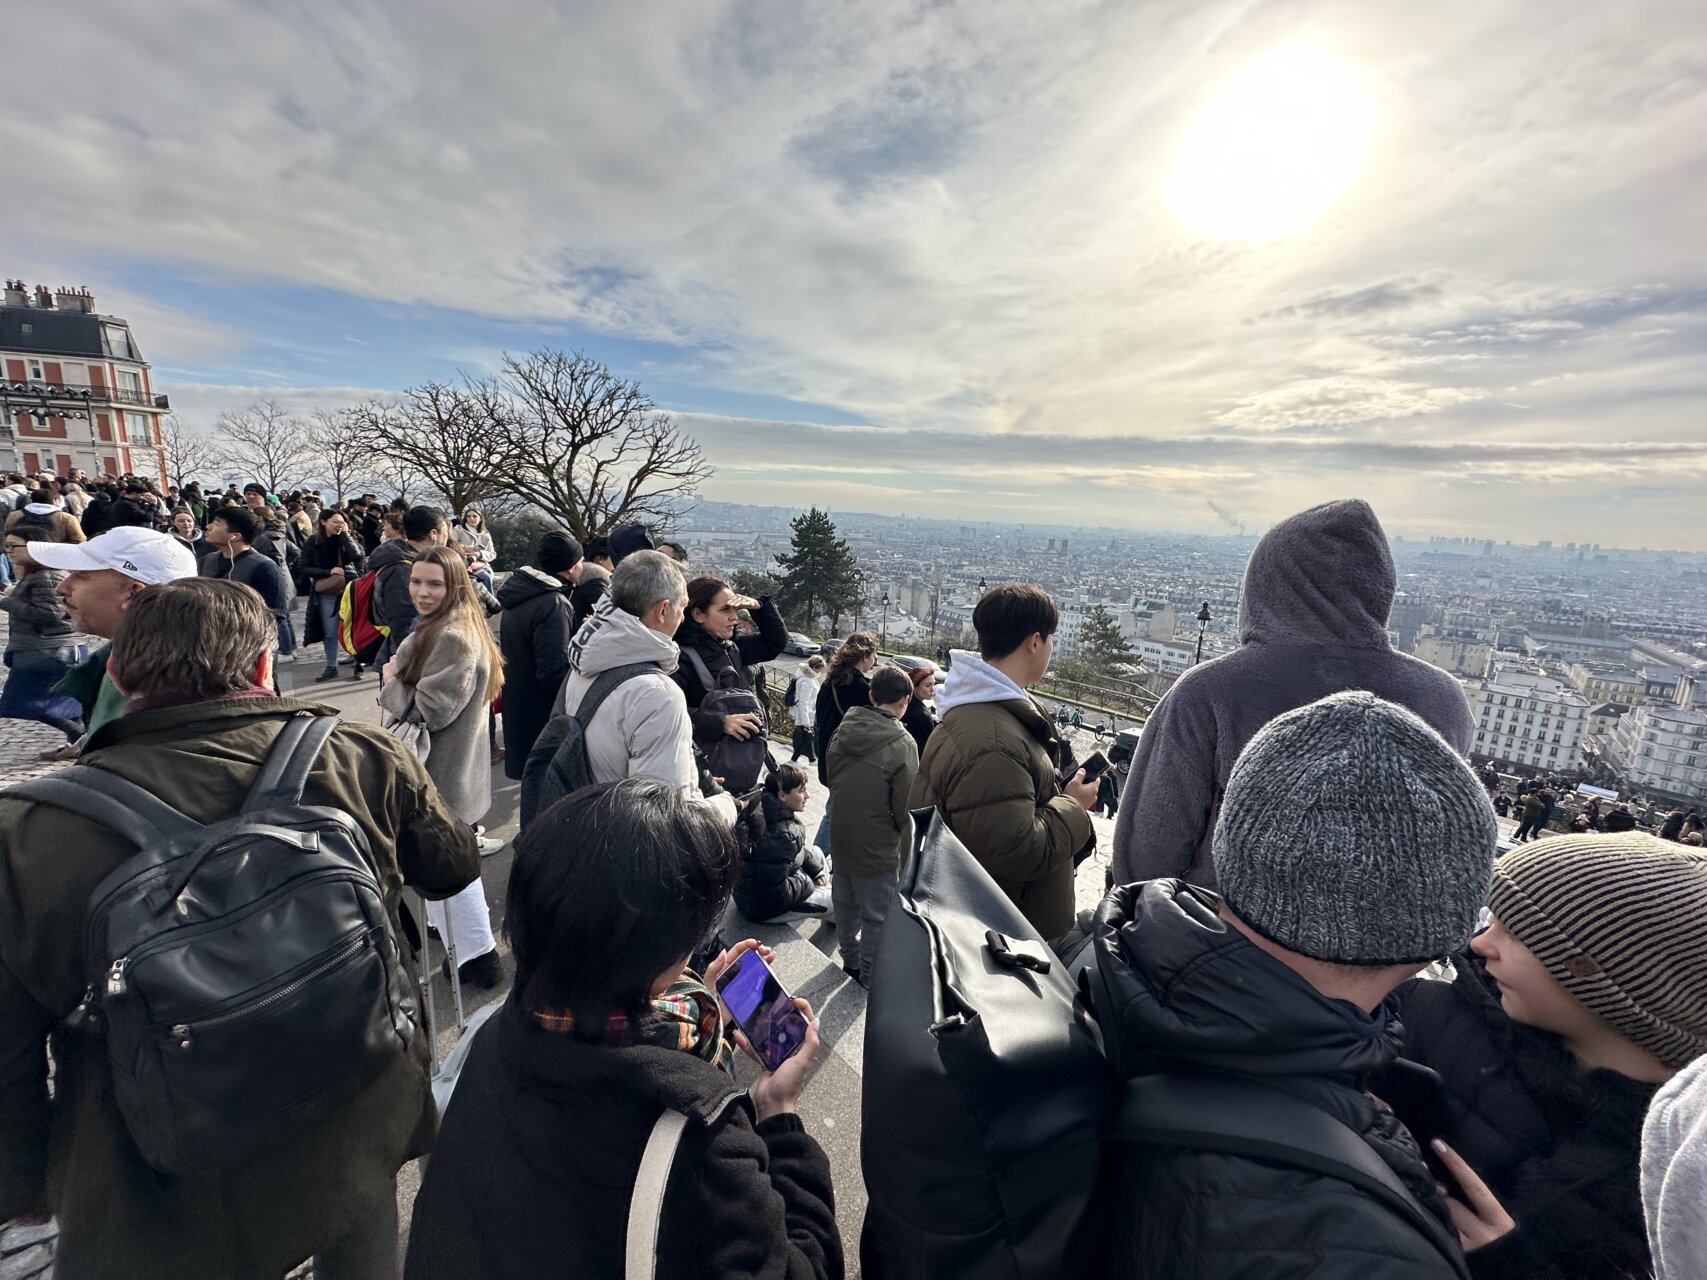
[886,653,934,673]
[818,638,846,658]
[784,631,819,656]
[1109,726,1143,779]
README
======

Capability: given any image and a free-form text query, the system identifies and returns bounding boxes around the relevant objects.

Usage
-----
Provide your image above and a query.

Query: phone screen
[716,950,809,1073]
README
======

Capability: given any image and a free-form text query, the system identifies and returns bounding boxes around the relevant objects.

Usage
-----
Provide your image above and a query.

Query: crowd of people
[0,482,1704,1280]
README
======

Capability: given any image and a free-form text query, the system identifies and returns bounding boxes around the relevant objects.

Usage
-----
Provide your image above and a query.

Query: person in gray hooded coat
[1111,498,1473,889]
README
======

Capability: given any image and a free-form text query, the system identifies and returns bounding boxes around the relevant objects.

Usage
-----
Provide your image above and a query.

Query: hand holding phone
[715,948,813,1074]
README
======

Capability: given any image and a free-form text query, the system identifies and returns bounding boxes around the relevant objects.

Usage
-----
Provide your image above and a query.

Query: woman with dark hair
[451,507,497,592]
[810,632,878,855]
[298,506,366,682]
[672,575,788,750]
[734,763,833,925]
[405,780,842,1280]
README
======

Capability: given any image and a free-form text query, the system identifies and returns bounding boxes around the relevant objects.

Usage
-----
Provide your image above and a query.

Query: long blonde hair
[398,545,504,702]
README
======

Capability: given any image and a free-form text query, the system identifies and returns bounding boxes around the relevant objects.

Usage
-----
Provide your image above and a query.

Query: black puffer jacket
[673,598,788,748]
[497,567,575,780]
[404,994,842,1280]
[812,671,870,786]
[298,532,366,646]
[734,791,817,922]
[1396,956,1656,1280]
[1092,880,1464,1280]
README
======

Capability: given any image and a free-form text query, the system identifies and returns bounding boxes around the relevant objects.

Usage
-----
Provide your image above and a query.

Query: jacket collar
[83,695,335,753]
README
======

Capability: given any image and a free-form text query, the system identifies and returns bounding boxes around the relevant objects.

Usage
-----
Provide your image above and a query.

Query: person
[608,522,655,565]
[1397,833,1706,1279]
[0,522,88,743]
[166,506,210,561]
[1659,809,1685,842]
[242,480,286,523]
[570,533,613,633]
[368,505,449,669]
[379,546,507,988]
[286,499,314,546]
[673,576,788,756]
[1494,791,1513,819]
[4,489,84,543]
[1111,499,1475,888]
[811,632,878,857]
[1095,690,1500,1279]
[1585,796,1603,831]
[199,505,292,664]
[354,500,384,555]
[403,780,840,1279]
[910,584,1097,940]
[734,763,833,925]
[789,654,826,763]
[1606,803,1638,833]
[451,507,497,593]
[497,530,582,778]
[1642,1053,1707,1280]
[299,506,367,683]
[902,661,938,756]
[27,526,198,750]
[1513,786,1557,843]
[545,552,736,821]
[108,479,162,529]
[0,577,481,1280]
[827,664,919,985]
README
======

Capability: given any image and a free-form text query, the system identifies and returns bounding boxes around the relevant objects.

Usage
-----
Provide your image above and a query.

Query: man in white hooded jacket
[540,550,736,824]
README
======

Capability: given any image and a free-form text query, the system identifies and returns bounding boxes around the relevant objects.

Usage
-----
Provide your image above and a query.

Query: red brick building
[1,280,169,484]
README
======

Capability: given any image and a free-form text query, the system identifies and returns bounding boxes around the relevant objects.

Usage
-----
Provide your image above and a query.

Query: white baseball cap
[29,526,198,585]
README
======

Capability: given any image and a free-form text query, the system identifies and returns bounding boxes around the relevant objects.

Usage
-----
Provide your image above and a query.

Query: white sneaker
[476,834,506,857]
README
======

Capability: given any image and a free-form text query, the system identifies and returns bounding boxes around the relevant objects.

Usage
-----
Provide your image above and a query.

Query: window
[118,370,142,397]
[103,325,133,360]
[123,412,150,444]
[26,359,43,381]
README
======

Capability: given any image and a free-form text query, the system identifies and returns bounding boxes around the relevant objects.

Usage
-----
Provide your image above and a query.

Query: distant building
[1605,704,1707,801]
[1,280,167,483]
[1412,622,1494,676]
[1566,660,1642,705]
[1465,661,1589,773]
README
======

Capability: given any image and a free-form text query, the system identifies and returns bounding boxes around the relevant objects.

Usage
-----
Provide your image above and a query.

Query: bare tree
[304,407,377,504]
[216,401,316,494]
[488,349,713,543]
[159,414,223,490]
[346,382,514,517]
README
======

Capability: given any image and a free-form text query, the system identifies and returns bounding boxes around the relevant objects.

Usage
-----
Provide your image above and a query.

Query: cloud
[4,0,1705,544]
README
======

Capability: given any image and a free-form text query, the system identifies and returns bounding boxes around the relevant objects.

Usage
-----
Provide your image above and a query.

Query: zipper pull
[106,957,128,997]
[172,1024,191,1050]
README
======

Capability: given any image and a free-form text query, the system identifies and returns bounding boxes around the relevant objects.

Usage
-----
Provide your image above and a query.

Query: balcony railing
[4,379,158,408]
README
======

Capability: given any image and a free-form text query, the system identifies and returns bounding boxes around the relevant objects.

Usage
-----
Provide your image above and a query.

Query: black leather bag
[860,808,1118,1279]
[4,713,419,1173]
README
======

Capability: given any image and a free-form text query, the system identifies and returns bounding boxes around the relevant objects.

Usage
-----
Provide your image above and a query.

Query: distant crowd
[0,483,1704,1280]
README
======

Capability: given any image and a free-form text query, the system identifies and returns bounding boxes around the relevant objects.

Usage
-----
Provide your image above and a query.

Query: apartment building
[1466,662,1590,771]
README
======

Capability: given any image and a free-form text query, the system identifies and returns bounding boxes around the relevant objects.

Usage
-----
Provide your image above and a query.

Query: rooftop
[0,280,142,362]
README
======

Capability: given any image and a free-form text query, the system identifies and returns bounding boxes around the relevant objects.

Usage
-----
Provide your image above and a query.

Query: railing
[3,379,156,408]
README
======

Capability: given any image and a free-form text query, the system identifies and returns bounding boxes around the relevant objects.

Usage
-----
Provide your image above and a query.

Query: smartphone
[715,949,810,1073]
[1061,751,1110,788]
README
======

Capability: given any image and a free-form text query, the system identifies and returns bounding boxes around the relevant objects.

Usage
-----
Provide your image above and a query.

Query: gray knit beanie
[1214,690,1498,964]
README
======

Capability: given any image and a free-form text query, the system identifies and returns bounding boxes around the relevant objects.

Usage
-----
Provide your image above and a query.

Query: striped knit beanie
[1489,835,1707,1068]
[1213,690,1498,964]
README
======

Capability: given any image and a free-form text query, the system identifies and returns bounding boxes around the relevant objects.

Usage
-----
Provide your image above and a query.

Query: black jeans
[791,725,816,762]
[311,1186,399,1280]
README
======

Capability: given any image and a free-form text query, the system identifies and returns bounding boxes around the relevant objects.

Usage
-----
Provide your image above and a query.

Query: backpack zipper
[168,930,372,1049]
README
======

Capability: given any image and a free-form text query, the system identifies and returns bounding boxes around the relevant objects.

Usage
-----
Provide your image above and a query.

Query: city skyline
[7,1,1705,547]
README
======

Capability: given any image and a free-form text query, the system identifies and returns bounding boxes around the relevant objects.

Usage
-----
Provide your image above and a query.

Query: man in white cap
[27,526,197,754]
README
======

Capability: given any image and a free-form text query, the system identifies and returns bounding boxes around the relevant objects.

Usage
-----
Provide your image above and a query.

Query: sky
[7,0,1707,547]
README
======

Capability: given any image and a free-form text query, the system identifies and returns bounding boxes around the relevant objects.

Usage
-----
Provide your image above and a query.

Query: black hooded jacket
[404,995,841,1280]
[1112,500,1475,888]
[497,567,575,779]
[1092,880,1464,1280]
[734,791,817,922]
[673,597,788,747]
[1395,957,1657,1280]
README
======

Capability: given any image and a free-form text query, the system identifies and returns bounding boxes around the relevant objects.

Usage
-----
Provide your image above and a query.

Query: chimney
[34,285,54,309]
[3,280,26,307]
[54,286,84,312]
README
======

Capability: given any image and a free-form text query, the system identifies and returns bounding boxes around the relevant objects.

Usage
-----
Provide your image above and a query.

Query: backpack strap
[1111,1073,1469,1279]
[2,767,201,846]
[625,1109,688,1280]
[575,663,658,730]
[678,644,720,693]
[243,713,340,812]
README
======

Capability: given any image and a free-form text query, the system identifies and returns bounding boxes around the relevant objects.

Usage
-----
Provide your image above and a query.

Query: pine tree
[774,508,863,631]
[1079,605,1135,674]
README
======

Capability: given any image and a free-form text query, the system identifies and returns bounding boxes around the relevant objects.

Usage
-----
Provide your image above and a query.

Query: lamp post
[977,576,987,591]
[1194,601,1212,666]
[881,591,891,650]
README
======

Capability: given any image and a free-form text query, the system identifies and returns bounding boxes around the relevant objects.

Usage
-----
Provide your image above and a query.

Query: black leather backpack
[860,808,1119,1279]
[5,713,420,1173]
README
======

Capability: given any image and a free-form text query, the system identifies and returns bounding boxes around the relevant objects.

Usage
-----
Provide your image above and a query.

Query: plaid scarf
[532,972,736,1076]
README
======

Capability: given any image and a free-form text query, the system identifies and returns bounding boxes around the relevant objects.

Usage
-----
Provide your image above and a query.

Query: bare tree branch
[159,414,223,491]
[304,407,379,504]
[215,400,316,495]
[483,349,713,542]
[346,383,516,516]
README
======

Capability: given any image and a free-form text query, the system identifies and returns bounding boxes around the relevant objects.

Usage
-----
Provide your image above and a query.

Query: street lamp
[977,576,987,591]
[881,591,891,650]
[1194,601,1212,666]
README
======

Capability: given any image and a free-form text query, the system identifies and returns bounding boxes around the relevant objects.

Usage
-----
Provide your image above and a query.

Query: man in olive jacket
[0,578,480,1280]
[910,584,1099,940]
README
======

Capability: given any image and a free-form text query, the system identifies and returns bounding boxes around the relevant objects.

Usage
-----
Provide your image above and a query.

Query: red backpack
[337,569,387,658]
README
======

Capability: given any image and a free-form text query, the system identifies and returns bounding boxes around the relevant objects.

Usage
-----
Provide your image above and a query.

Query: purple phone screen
[717,951,808,1072]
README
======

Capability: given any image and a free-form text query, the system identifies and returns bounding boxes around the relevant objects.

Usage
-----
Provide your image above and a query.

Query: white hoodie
[934,649,1031,714]
[554,597,736,822]
[791,664,822,729]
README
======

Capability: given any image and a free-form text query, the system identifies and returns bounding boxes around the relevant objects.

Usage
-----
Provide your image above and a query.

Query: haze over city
[6,0,1705,547]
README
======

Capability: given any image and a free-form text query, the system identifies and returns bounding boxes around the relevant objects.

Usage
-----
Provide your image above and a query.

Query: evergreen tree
[1079,605,1135,674]
[774,508,863,631]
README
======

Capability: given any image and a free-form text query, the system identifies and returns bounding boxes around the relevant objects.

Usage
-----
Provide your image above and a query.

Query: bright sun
[1169,44,1374,241]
